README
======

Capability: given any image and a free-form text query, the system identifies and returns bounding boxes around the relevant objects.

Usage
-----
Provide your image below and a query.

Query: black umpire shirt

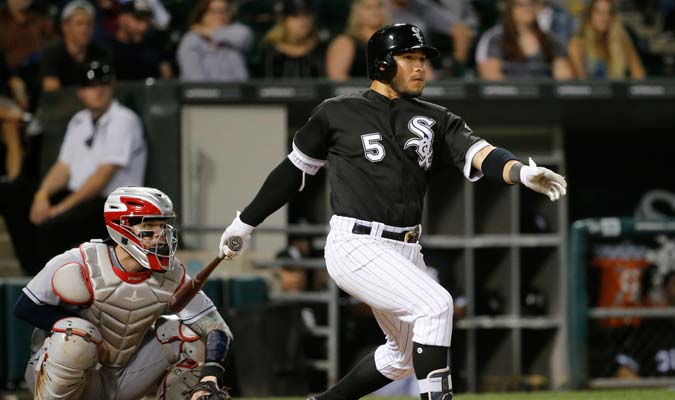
[291,89,483,227]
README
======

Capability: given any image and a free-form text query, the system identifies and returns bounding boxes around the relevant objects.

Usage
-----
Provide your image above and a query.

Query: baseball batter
[14,187,232,400]
[219,23,567,400]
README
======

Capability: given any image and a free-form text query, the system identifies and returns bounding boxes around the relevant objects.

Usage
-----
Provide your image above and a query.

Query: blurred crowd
[1,0,675,276]
[1,0,674,97]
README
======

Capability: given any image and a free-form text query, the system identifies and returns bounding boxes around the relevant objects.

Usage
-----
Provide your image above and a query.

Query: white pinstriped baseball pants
[325,215,454,381]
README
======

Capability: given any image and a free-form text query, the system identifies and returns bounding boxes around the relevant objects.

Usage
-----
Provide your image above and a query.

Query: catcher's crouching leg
[34,317,102,400]
[155,316,230,400]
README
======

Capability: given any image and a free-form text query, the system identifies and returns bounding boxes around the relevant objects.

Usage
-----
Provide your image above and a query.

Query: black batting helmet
[366,23,439,82]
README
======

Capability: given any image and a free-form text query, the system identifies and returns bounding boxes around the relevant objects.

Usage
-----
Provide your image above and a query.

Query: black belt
[351,223,420,243]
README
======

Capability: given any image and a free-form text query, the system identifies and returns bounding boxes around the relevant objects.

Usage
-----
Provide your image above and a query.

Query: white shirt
[58,100,146,196]
[537,6,554,33]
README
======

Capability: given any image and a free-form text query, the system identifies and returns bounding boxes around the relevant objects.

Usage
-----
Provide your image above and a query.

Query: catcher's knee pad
[155,316,205,400]
[35,317,102,399]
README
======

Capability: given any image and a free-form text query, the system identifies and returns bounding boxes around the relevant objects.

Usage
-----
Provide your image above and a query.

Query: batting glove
[520,158,567,202]
[219,212,254,259]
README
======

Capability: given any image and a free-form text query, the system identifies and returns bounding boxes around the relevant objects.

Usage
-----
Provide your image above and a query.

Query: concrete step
[0,230,19,258]
[0,216,22,277]
[0,258,22,277]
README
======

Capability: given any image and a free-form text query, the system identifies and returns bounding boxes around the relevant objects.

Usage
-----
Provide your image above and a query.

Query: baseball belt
[351,223,420,243]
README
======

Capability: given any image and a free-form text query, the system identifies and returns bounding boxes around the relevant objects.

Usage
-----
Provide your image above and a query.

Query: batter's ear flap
[375,59,388,72]
[376,53,397,81]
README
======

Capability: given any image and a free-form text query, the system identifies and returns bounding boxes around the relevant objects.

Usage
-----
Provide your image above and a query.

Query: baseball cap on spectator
[79,60,115,87]
[61,0,95,22]
[276,246,303,262]
[119,0,153,19]
[276,0,313,16]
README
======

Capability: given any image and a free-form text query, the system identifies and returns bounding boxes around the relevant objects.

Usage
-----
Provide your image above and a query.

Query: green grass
[242,390,675,400]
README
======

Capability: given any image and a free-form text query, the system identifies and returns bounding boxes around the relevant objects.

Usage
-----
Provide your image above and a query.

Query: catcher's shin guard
[423,366,453,400]
[35,318,102,400]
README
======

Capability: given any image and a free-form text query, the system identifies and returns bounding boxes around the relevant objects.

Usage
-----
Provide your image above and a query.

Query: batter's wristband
[200,362,225,386]
[481,148,519,184]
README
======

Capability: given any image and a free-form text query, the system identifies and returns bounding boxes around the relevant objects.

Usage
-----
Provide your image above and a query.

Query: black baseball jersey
[289,89,485,227]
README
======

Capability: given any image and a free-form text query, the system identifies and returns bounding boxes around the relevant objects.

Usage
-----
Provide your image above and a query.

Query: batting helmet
[104,187,177,272]
[366,23,439,82]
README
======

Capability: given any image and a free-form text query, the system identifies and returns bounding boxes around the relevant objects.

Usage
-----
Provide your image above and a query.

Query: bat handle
[226,236,242,252]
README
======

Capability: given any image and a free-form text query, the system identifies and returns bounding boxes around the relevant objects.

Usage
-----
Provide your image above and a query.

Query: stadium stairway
[0,218,22,277]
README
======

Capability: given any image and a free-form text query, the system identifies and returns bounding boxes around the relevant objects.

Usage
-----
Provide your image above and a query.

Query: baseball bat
[167,236,242,313]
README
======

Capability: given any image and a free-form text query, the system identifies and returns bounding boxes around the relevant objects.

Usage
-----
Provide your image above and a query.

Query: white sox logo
[404,116,435,170]
[411,26,423,43]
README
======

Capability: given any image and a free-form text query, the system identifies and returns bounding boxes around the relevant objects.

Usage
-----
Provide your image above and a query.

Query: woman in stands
[477,0,573,80]
[255,0,325,78]
[177,0,254,82]
[567,0,645,79]
[325,0,388,81]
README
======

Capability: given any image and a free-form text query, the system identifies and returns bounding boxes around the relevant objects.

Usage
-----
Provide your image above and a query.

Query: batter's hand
[520,158,567,202]
[218,212,254,259]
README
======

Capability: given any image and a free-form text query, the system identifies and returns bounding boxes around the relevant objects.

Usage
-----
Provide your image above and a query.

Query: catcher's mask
[104,187,177,272]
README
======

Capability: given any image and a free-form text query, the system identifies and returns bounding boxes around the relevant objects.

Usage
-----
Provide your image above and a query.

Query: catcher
[14,186,232,400]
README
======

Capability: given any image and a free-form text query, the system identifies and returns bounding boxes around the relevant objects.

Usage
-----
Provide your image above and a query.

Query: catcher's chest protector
[78,243,183,366]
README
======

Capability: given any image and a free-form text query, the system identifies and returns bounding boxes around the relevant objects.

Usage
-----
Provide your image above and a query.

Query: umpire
[218,23,567,400]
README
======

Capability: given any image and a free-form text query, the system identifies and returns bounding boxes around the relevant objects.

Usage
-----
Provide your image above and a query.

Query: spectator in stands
[137,0,172,32]
[177,0,254,82]
[41,0,111,92]
[276,246,309,294]
[104,0,172,80]
[95,0,171,40]
[255,0,325,79]
[0,0,55,108]
[274,233,328,293]
[325,0,389,81]
[94,0,122,40]
[0,51,25,181]
[0,0,55,70]
[474,0,576,73]
[534,0,577,50]
[438,0,479,31]
[388,0,471,75]
[0,60,146,275]
[567,0,645,79]
[477,0,573,80]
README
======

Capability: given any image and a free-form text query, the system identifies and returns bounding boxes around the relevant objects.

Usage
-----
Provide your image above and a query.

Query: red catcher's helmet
[104,187,177,272]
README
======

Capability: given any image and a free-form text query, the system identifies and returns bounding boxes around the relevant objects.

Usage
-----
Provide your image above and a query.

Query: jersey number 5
[361,133,385,162]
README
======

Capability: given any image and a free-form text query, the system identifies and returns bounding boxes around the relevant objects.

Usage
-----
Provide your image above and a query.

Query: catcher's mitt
[182,380,231,400]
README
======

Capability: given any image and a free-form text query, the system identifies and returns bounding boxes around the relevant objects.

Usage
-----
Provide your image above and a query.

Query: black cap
[119,0,153,19]
[366,23,439,81]
[275,0,312,16]
[79,60,114,87]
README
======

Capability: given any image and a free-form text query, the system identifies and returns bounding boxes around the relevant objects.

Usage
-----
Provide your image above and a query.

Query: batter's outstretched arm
[475,146,567,202]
